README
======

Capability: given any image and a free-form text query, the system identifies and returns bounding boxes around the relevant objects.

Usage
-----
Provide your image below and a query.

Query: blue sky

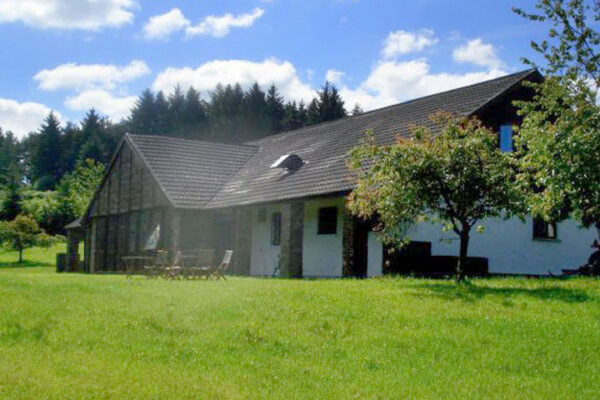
[0,0,547,138]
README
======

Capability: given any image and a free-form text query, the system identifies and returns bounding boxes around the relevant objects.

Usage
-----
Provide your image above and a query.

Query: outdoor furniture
[143,250,169,278]
[122,255,156,277]
[197,250,233,280]
[179,249,216,279]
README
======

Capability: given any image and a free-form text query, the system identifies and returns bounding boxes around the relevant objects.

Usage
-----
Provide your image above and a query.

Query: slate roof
[127,135,257,208]
[125,69,539,210]
[204,69,539,209]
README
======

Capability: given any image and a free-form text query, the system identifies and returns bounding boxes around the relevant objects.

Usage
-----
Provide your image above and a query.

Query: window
[533,218,557,240]
[271,213,281,245]
[499,124,513,152]
[318,207,338,235]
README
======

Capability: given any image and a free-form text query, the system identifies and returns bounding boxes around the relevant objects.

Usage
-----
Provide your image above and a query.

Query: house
[74,69,596,277]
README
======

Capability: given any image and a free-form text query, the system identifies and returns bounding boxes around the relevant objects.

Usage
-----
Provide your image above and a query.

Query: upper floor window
[533,218,557,240]
[318,207,338,235]
[499,124,513,152]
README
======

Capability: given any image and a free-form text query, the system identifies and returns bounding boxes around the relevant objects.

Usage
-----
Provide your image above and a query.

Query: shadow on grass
[0,260,54,268]
[412,281,593,303]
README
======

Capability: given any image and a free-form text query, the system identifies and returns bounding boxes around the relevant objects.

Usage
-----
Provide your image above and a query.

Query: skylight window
[270,154,305,171]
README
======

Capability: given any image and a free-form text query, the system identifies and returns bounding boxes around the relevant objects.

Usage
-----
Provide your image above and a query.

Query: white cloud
[325,69,345,85]
[0,0,136,30]
[382,29,438,59]
[65,90,136,122]
[338,60,507,111]
[0,98,58,139]
[453,38,504,69]
[142,8,189,40]
[152,58,314,103]
[34,60,150,91]
[185,8,265,38]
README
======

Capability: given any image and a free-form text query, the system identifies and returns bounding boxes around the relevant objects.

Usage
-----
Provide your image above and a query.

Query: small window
[318,207,338,235]
[533,218,557,240]
[271,213,281,245]
[499,124,513,152]
[257,207,266,223]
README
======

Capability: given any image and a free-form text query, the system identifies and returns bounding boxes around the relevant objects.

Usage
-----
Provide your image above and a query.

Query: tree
[0,215,56,263]
[351,103,364,116]
[316,81,347,123]
[56,158,105,218]
[31,112,63,190]
[266,84,285,134]
[348,113,524,281]
[514,0,600,239]
[0,128,22,185]
[168,84,186,137]
[0,179,21,221]
[183,87,208,139]
[244,82,270,139]
[129,89,156,135]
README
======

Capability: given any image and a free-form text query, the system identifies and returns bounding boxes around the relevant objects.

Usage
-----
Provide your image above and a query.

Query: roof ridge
[245,68,537,146]
[127,133,258,150]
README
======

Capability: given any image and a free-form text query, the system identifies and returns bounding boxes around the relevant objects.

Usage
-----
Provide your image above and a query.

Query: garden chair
[160,251,184,280]
[143,249,169,279]
[201,250,233,280]
[182,249,216,279]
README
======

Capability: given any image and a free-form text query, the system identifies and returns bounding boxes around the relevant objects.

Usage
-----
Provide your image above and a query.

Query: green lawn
[0,262,599,398]
[0,243,67,268]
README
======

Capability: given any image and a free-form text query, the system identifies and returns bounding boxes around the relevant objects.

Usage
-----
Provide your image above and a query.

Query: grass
[0,243,66,268]
[0,254,599,398]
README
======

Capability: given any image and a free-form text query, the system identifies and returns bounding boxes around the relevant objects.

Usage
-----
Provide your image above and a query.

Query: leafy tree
[0,214,57,263]
[56,159,105,218]
[348,113,524,281]
[514,0,600,238]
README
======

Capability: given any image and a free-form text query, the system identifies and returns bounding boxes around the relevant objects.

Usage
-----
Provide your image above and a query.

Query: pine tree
[0,128,22,185]
[154,91,170,136]
[31,112,63,190]
[244,82,270,140]
[317,81,347,122]
[129,89,156,135]
[282,101,306,132]
[183,87,208,140]
[306,98,320,126]
[0,178,21,221]
[266,84,285,134]
[351,103,364,116]
[168,84,186,137]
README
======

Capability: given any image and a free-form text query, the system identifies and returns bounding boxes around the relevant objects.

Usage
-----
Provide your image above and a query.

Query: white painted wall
[249,196,595,277]
[250,204,281,276]
[407,217,595,275]
[302,197,345,277]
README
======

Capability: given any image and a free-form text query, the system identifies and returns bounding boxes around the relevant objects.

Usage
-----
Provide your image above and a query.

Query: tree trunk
[18,248,23,264]
[456,230,470,283]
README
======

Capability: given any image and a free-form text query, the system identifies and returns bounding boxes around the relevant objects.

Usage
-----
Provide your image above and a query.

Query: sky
[0,0,549,139]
